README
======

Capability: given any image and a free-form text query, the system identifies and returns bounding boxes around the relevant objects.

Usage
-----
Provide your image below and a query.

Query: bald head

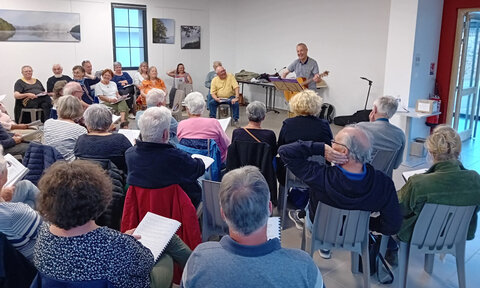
[213,61,222,70]
[63,82,83,100]
[336,126,372,164]
[216,66,227,79]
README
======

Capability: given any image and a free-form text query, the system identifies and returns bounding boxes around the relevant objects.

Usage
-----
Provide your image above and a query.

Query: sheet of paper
[191,154,214,169]
[402,168,428,182]
[27,120,42,126]
[267,217,281,241]
[118,129,140,145]
[112,114,121,123]
[4,154,29,187]
[217,117,231,132]
[133,212,181,260]
[112,96,130,104]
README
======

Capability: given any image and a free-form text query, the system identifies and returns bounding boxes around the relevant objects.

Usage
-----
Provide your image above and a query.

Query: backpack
[319,103,335,123]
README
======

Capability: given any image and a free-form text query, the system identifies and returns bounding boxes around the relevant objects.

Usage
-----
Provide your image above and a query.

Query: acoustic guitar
[283,70,329,103]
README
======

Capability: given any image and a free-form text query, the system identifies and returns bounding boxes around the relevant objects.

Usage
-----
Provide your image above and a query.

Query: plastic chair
[398,203,476,288]
[177,138,222,181]
[201,180,229,242]
[19,108,43,123]
[281,155,325,230]
[216,102,231,119]
[302,201,371,288]
[370,149,398,178]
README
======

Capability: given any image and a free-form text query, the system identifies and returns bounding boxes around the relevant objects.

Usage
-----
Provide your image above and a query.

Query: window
[111,3,147,69]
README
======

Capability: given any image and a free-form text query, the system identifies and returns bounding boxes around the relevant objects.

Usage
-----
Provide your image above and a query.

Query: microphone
[360,77,373,83]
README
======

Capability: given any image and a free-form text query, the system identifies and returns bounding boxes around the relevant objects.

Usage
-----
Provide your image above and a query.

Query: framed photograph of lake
[181,25,200,49]
[0,9,80,42]
[153,18,174,44]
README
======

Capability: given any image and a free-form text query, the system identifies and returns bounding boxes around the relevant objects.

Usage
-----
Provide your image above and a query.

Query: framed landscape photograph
[0,9,80,42]
[181,25,200,49]
[152,18,174,44]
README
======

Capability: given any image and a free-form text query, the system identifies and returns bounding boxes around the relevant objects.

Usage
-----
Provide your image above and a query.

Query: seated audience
[63,81,89,109]
[34,160,192,288]
[0,124,28,157]
[208,66,240,125]
[0,150,42,261]
[126,106,205,206]
[232,101,277,157]
[74,104,132,174]
[277,89,333,187]
[181,166,323,287]
[112,62,135,118]
[177,92,230,163]
[72,65,100,105]
[397,125,480,243]
[13,65,52,123]
[82,60,102,80]
[136,88,178,145]
[167,63,193,107]
[204,61,222,107]
[95,68,129,126]
[46,64,72,97]
[43,95,87,161]
[138,66,167,110]
[279,126,402,259]
[0,98,31,131]
[134,61,149,93]
[356,95,405,177]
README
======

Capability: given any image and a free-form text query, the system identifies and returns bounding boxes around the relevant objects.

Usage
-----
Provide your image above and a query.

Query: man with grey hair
[46,64,72,97]
[204,60,222,109]
[279,126,402,258]
[125,106,205,206]
[356,95,405,177]
[63,81,89,109]
[181,166,323,287]
[135,88,178,144]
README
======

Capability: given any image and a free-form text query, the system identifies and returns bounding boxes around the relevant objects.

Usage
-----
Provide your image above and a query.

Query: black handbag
[358,233,394,284]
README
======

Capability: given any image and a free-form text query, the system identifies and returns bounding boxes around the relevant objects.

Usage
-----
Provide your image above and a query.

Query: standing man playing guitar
[281,43,323,90]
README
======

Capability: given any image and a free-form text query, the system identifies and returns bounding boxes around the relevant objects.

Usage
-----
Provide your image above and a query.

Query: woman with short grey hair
[74,104,132,173]
[177,91,230,163]
[232,101,277,158]
[43,95,87,161]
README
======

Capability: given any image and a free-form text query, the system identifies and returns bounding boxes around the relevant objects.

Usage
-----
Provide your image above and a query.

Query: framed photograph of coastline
[0,9,80,42]
[181,25,200,49]
[152,18,174,44]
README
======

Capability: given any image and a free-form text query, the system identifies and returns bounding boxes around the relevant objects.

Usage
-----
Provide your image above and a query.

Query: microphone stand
[363,79,372,110]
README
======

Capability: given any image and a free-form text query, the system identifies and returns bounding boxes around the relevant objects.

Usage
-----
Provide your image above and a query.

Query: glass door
[453,12,480,141]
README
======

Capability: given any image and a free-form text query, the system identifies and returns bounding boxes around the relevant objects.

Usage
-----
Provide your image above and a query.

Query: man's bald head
[336,126,372,164]
[215,66,227,79]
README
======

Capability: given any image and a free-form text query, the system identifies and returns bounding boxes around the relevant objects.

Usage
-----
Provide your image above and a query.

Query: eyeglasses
[331,139,350,151]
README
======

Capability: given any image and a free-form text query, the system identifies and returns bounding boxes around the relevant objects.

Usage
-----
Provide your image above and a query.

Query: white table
[397,107,441,167]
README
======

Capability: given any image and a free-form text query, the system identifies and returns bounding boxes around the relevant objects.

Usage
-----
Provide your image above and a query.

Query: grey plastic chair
[370,149,398,178]
[281,155,325,230]
[398,203,476,288]
[302,201,371,288]
[171,89,185,121]
[201,180,229,242]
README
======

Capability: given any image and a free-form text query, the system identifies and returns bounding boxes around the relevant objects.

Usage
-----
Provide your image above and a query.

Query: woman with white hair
[232,101,277,157]
[43,95,87,161]
[74,104,132,173]
[177,92,230,162]
[397,125,480,243]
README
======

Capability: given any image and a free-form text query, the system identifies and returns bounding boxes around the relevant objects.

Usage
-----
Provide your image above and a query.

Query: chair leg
[29,111,36,122]
[360,241,370,288]
[398,241,410,288]
[379,235,389,257]
[424,254,434,274]
[281,185,288,230]
[455,243,467,288]
[350,252,360,274]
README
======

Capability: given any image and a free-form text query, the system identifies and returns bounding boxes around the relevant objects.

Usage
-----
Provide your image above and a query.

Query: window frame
[111,3,148,70]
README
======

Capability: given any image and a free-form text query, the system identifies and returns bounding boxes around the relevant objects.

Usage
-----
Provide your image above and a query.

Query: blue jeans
[208,96,239,120]
[11,180,39,209]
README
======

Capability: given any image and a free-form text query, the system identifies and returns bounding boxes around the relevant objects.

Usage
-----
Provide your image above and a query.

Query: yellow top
[210,73,239,98]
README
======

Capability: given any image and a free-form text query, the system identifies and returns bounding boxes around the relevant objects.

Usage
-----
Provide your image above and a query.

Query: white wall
[0,0,210,115]
[209,0,391,115]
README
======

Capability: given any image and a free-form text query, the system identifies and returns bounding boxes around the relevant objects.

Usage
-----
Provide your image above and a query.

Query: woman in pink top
[177,92,230,162]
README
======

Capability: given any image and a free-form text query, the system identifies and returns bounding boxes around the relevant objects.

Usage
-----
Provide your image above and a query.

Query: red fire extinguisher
[426,94,441,128]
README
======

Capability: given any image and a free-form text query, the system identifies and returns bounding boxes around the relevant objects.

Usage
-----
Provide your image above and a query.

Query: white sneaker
[318,249,331,259]
[288,209,305,230]
[128,113,135,119]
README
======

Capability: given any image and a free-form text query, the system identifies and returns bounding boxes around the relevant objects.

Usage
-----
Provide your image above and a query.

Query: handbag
[358,233,394,284]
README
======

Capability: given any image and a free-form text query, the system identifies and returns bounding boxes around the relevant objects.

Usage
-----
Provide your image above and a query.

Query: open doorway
[448,10,480,141]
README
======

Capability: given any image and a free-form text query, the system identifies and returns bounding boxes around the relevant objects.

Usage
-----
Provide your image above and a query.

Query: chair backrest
[177,139,222,181]
[311,202,370,254]
[410,203,476,254]
[370,149,398,178]
[30,272,116,288]
[201,180,229,241]
[121,184,201,250]
[226,141,277,203]
[171,89,185,121]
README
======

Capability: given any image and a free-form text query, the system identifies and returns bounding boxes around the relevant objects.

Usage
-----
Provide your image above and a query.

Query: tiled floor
[171,104,480,288]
